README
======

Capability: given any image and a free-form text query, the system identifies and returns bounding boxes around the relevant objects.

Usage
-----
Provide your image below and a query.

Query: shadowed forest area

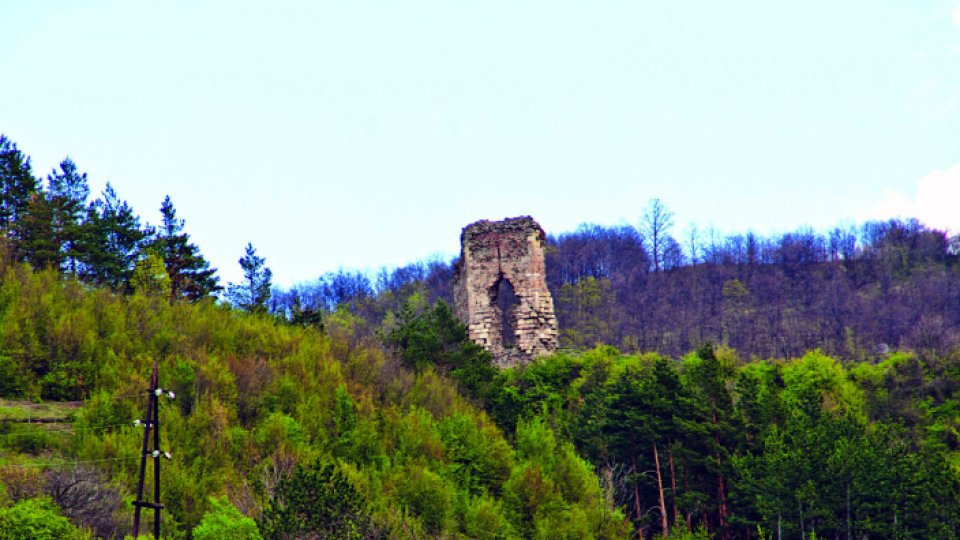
[275,201,960,364]
[3,134,960,539]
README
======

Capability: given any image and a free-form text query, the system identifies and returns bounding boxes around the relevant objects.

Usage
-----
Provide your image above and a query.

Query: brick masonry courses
[453,216,559,367]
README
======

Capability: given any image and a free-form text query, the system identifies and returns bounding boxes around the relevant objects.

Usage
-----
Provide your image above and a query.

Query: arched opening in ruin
[492,275,519,349]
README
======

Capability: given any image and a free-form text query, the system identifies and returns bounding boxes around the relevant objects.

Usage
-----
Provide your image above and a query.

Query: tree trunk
[846,482,851,540]
[800,502,805,540]
[709,415,730,535]
[714,436,729,532]
[668,441,678,526]
[653,443,668,538]
[633,455,644,540]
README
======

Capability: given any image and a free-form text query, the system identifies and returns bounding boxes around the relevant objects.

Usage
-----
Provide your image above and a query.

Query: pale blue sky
[3,2,959,286]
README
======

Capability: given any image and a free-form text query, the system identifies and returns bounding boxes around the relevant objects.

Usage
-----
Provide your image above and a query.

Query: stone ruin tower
[453,216,559,367]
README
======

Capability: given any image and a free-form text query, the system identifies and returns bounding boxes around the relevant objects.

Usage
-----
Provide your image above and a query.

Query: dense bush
[0,497,88,540]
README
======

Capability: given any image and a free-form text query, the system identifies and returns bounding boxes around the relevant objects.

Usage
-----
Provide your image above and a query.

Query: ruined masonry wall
[453,216,559,367]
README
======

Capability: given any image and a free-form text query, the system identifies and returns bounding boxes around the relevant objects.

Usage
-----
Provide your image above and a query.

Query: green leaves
[193,496,262,540]
[386,299,498,401]
[0,497,86,540]
[258,460,372,540]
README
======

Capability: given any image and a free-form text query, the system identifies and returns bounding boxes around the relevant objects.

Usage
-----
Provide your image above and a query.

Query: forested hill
[3,131,957,363]
[275,204,960,362]
[4,134,960,539]
[545,216,960,359]
[0,236,630,538]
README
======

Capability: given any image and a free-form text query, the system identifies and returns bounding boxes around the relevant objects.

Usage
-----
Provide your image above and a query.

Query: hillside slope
[0,257,628,539]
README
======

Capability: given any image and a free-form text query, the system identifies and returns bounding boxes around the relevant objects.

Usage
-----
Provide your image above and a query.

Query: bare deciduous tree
[641,199,675,273]
[43,465,123,539]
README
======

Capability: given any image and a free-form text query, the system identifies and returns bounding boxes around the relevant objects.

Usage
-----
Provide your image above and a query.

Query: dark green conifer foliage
[227,242,272,313]
[16,190,57,268]
[45,158,90,273]
[287,294,324,329]
[18,159,91,271]
[257,460,372,539]
[150,195,221,301]
[0,135,38,241]
[77,183,147,290]
[387,299,498,401]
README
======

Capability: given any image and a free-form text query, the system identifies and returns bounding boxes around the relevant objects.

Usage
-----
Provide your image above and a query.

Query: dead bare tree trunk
[654,443,668,538]
[632,455,644,540]
[668,441,678,526]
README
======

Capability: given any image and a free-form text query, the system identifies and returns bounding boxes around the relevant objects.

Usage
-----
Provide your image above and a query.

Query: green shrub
[395,465,455,534]
[258,460,372,540]
[0,497,87,540]
[193,496,262,540]
[0,356,28,398]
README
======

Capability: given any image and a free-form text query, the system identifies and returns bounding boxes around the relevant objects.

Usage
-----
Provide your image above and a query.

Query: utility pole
[133,362,174,538]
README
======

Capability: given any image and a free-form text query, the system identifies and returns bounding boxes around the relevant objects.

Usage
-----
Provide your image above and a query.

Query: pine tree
[149,195,220,301]
[258,460,372,539]
[46,158,90,273]
[226,243,272,313]
[17,189,58,268]
[19,159,91,271]
[77,183,147,290]
[0,135,38,242]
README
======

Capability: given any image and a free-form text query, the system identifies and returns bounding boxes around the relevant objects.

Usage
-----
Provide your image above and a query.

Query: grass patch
[0,399,81,422]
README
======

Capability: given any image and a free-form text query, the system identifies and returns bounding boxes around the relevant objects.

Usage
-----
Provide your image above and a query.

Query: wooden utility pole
[133,362,171,539]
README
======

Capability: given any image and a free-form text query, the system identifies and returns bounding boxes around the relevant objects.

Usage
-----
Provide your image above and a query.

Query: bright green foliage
[258,460,372,539]
[192,496,262,540]
[502,463,555,535]
[515,417,557,470]
[488,343,960,539]
[461,495,517,539]
[780,350,865,419]
[438,413,513,496]
[9,230,960,538]
[395,464,456,533]
[504,416,630,539]
[0,256,631,538]
[0,497,87,540]
[131,251,172,297]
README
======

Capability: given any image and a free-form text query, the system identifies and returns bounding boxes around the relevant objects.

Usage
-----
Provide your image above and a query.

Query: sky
[2,1,959,286]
